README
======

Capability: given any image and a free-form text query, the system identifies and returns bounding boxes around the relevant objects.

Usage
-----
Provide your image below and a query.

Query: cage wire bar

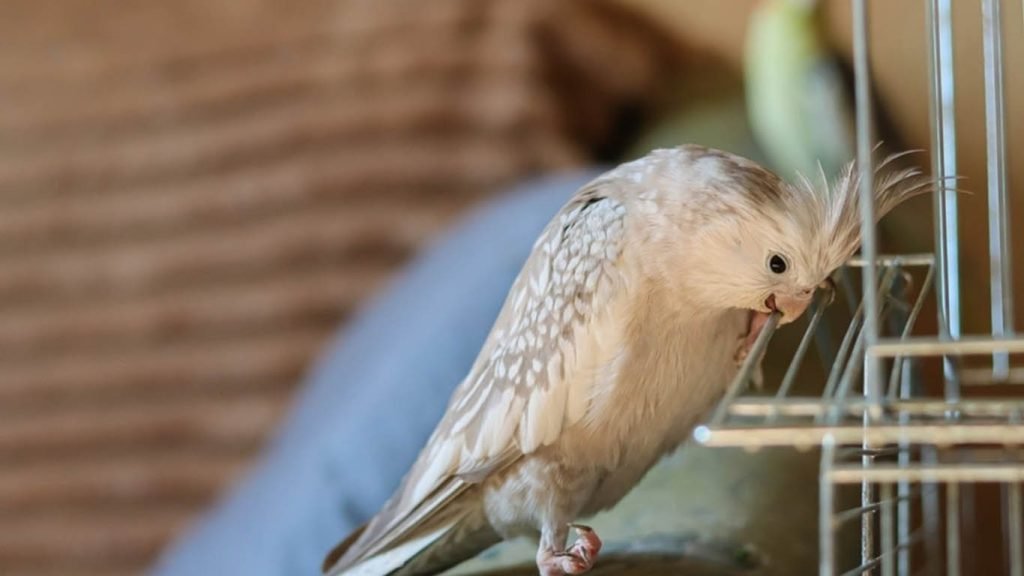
[693,0,1023,574]
[925,2,964,566]
[982,0,1015,381]
[851,1,881,571]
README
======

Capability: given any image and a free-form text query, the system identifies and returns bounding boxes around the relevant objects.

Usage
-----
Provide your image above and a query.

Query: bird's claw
[567,523,592,534]
[551,553,589,574]
[538,524,602,575]
[565,524,601,570]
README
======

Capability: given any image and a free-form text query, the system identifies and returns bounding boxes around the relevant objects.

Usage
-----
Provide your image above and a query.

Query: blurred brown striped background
[0,1,680,574]
[5,0,1023,574]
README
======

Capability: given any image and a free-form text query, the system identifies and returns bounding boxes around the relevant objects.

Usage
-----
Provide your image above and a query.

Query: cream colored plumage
[323,145,930,576]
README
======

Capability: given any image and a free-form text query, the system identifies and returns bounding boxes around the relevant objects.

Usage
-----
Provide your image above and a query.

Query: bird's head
[617,145,931,323]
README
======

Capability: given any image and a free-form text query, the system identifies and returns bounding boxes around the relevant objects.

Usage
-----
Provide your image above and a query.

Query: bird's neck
[637,277,736,325]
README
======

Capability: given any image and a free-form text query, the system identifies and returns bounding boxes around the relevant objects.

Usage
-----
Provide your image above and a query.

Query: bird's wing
[325,184,629,574]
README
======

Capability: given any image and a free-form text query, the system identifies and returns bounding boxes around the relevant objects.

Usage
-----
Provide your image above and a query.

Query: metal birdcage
[694,0,1021,574]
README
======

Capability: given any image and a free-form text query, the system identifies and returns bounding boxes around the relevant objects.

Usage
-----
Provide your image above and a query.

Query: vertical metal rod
[888,265,936,399]
[852,0,880,417]
[881,482,896,576]
[925,0,962,400]
[923,447,942,575]
[1009,483,1023,576]
[853,0,879,552]
[861,450,876,572]
[897,362,913,576]
[961,484,976,574]
[946,483,961,576]
[821,436,837,576]
[897,480,911,576]
[982,0,1015,379]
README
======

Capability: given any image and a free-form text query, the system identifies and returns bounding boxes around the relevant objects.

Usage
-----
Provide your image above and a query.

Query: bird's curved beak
[765,292,813,324]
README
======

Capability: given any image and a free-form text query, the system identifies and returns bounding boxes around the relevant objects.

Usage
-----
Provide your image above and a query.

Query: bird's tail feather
[326,507,499,576]
[323,523,368,573]
[396,509,500,575]
[327,524,452,576]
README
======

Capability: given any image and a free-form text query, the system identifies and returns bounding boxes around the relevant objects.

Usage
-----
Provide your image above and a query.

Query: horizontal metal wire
[871,336,1024,357]
[961,366,1024,385]
[839,446,906,459]
[700,423,1024,449]
[727,398,1024,419]
[847,254,936,267]
[831,463,1024,483]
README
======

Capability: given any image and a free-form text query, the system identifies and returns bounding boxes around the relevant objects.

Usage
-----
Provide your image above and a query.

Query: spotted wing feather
[326,185,628,573]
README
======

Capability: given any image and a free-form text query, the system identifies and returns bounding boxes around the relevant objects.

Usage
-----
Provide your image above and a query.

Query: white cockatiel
[323,145,928,576]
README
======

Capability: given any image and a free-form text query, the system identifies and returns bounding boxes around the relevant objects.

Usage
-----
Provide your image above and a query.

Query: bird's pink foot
[537,524,602,576]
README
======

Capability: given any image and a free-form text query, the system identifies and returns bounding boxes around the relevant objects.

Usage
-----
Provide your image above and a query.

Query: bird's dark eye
[768,254,788,274]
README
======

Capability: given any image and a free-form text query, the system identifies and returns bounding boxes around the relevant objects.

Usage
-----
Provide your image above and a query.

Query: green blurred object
[627,65,764,165]
[743,0,935,258]
[628,83,763,164]
[744,0,855,181]
[745,0,871,368]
